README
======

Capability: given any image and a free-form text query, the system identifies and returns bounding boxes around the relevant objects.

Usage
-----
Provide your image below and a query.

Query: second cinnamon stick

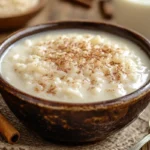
[0,113,20,144]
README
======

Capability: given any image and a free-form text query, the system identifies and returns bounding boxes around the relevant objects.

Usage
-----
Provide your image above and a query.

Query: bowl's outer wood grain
[0,21,150,143]
[1,90,150,143]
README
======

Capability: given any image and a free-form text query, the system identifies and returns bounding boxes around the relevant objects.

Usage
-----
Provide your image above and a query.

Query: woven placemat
[0,94,149,150]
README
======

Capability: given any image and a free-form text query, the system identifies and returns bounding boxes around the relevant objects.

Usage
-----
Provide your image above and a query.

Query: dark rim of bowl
[0,0,47,19]
[0,21,150,107]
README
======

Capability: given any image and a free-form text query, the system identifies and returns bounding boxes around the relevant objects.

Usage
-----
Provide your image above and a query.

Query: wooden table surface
[0,0,108,43]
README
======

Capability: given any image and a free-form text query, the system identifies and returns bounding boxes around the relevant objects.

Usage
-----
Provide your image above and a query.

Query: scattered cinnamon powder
[12,34,149,100]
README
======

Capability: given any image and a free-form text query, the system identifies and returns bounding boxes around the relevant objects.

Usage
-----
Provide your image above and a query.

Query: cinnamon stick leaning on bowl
[0,113,20,144]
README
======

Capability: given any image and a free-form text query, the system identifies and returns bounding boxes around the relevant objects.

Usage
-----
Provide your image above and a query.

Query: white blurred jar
[113,0,150,39]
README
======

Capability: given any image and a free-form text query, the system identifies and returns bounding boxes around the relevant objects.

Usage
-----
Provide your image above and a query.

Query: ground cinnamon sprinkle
[11,34,149,101]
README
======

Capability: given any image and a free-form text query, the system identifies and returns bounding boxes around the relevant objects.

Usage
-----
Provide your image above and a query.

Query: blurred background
[0,0,112,43]
[1,0,150,44]
[0,0,150,43]
[0,0,104,42]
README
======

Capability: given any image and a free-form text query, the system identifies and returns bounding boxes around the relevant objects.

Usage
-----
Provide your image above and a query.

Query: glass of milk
[113,0,150,39]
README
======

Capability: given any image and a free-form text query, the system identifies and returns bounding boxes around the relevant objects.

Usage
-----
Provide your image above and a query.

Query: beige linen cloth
[0,94,150,150]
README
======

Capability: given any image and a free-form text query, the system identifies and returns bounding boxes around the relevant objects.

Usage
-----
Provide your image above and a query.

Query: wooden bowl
[0,0,47,30]
[0,21,150,143]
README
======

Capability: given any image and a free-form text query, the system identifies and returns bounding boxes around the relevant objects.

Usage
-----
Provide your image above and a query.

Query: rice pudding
[0,0,39,17]
[0,29,150,103]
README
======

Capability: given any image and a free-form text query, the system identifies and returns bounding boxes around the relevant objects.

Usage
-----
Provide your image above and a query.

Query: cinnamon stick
[0,113,20,144]
[99,0,113,19]
[68,0,93,8]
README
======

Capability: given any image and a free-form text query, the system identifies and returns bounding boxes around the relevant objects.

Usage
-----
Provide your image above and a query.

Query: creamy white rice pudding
[0,29,150,103]
[0,0,39,17]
